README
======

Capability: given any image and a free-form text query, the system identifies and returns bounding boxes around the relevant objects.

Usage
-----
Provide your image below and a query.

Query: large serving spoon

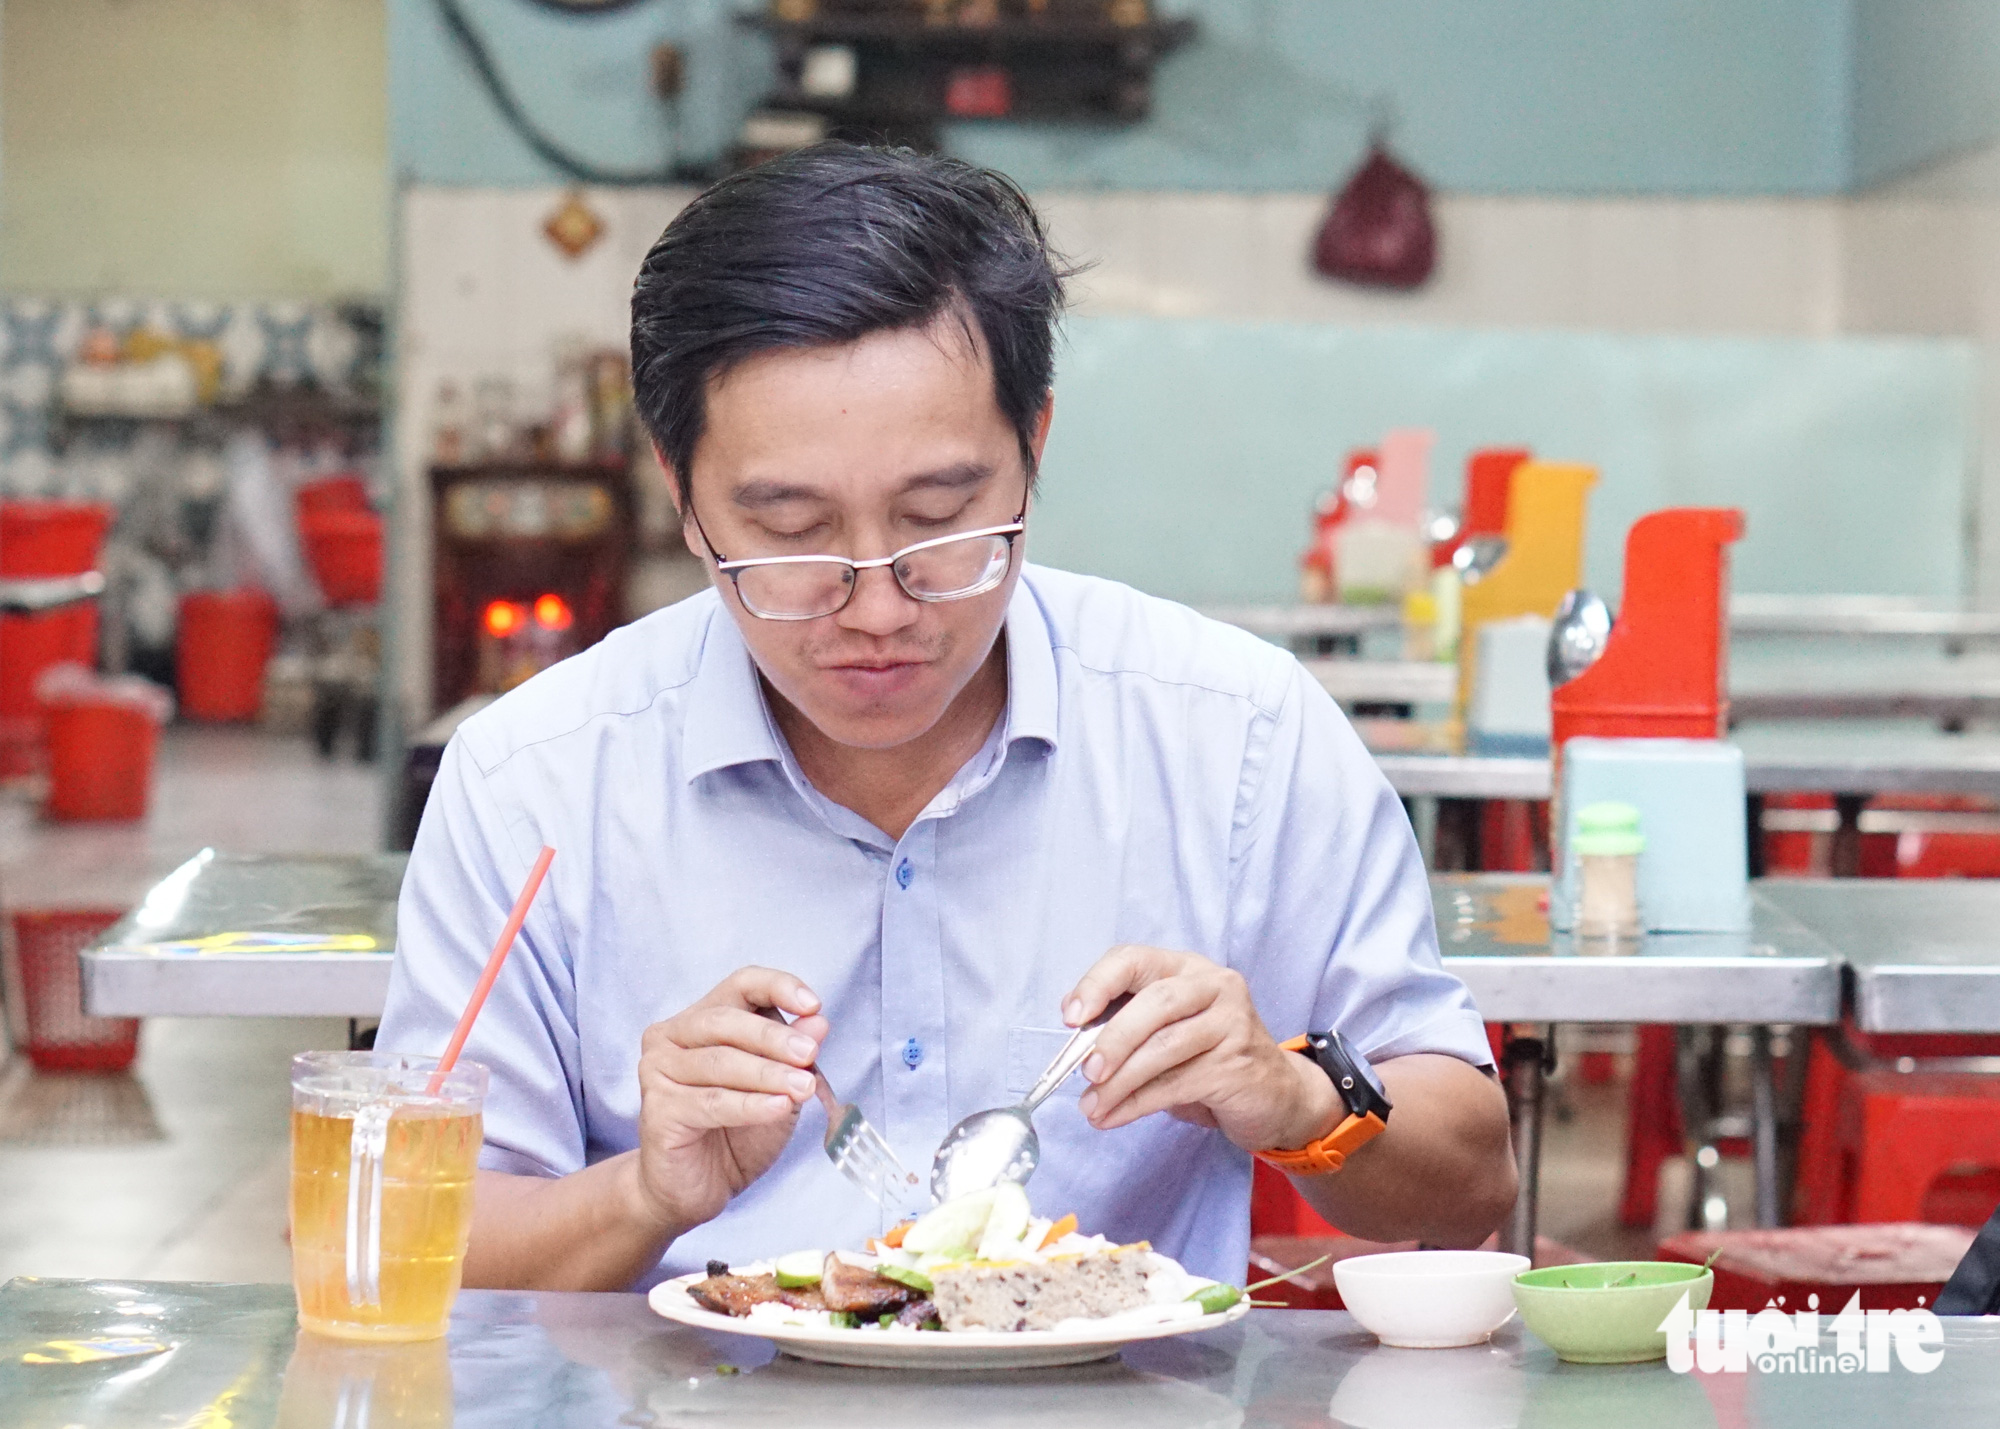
[929,995,1131,1205]
[1547,588,1613,687]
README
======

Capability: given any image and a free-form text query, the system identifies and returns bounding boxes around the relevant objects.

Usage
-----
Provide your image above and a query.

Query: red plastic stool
[1793,1030,2000,1226]
[1477,800,1547,872]
[1619,1025,1683,1227]
[1659,1224,1975,1312]
[4,908,138,1072]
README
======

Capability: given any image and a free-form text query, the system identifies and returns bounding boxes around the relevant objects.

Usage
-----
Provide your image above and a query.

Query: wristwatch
[1254,1030,1392,1174]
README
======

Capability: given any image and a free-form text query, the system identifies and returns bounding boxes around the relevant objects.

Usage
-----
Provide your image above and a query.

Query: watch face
[1315,1030,1392,1120]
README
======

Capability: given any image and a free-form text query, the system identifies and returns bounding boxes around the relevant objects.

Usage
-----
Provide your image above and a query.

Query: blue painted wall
[392,0,1854,194]
[1850,0,2000,187]
[1032,317,1977,604]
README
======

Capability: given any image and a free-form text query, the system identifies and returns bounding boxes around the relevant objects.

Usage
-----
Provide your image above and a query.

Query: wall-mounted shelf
[737,12,1197,149]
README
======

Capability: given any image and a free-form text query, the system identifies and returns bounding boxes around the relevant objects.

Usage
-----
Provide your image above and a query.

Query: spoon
[929,994,1132,1205]
[1547,589,1613,686]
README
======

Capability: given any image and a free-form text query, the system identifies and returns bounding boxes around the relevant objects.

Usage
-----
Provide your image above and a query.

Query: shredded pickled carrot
[881,1220,913,1249]
[1040,1213,1078,1248]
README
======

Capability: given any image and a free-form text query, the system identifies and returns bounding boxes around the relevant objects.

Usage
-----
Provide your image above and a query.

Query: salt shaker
[1573,801,1644,941]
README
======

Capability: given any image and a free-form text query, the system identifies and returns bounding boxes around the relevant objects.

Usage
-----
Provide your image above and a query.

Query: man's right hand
[622,966,827,1239]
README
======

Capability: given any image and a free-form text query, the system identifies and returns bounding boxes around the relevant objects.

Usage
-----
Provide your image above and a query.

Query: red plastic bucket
[298,509,383,606]
[0,500,113,578]
[0,604,98,719]
[178,589,278,721]
[43,701,158,821]
[0,501,111,746]
[5,908,139,1073]
[295,473,371,517]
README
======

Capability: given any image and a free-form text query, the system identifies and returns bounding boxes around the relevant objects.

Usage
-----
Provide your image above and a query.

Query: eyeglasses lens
[735,562,855,620]
[894,534,1011,600]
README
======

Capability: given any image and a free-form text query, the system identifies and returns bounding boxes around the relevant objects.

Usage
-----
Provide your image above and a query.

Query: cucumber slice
[878,1262,934,1294]
[974,1182,1033,1261]
[903,1187,999,1257]
[773,1250,825,1288]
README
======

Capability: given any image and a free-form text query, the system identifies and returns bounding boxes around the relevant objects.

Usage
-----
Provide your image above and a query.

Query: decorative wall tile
[0,297,381,495]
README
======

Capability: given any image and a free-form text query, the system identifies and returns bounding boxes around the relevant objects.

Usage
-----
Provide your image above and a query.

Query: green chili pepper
[828,1311,859,1330]
[1186,1282,1244,1315]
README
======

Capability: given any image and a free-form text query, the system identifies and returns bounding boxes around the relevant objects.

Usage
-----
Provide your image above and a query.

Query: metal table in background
[1214,594,2000,646]
[1302,656,2000,725]
[1756,878,2000,1035]
[1367,724,2000,877]
[76,857,1846,1255]
[1434,875,1843,1253]
[8,1278,1999,1428]
[80,850,402,1030]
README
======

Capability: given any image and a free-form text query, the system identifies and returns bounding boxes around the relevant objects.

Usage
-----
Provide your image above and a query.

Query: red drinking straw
[427,845,556,1095]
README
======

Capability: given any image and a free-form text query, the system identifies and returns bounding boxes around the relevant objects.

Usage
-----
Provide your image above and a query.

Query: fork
[758,1006,917,1211]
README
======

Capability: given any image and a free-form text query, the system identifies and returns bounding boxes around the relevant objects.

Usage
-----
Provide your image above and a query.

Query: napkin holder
[1551,737,1750,933]
[1466,616,1553,756]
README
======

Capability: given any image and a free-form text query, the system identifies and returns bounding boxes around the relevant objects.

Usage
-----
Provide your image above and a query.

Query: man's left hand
[1063,945,1339,1153]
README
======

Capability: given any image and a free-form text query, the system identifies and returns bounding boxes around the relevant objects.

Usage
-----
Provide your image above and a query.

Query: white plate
[646,1273,1251,1369]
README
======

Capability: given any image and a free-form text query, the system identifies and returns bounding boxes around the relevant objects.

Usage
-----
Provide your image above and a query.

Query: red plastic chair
[1793,1030,2000,1227]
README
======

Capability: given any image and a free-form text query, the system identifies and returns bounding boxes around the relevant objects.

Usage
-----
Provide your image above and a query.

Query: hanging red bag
[1313,137,1437,290]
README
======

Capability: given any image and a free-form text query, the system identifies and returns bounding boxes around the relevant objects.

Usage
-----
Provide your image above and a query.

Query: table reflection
[277,1336,452,1428]
[1325,1338,1721,1429]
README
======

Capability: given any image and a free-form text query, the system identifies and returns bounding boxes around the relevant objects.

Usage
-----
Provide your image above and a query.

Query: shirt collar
[999,572,1059,753]
[680,574,1060,786]
[681,602,786,783]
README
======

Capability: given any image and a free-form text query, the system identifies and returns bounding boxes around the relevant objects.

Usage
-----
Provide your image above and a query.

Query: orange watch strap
[1258,1035,1386,1173]
[1255,1111,1386,1174]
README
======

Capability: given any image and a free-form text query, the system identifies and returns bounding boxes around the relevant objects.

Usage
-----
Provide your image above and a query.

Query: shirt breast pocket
[1006,1026,1085,1100]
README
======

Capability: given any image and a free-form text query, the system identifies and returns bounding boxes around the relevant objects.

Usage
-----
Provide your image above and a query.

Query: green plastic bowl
[1511,1261,1713,1364]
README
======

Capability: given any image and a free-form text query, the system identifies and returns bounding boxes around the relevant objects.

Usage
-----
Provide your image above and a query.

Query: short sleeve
[1226,660,1493,1069]
[376,734,588,1177]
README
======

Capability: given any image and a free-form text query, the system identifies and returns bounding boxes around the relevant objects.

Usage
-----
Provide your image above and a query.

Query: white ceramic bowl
[1332,1250,1531,1349]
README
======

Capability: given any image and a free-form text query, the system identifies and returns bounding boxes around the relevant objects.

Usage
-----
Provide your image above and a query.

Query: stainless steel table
[1436,875,1842,1250]
[1436,876,1842,1026]
[1216,594,2000,644]
[1304,658,1456,706]
[73,855,1845,1255]
[80,850,403,1019]
[1731,593,2000,640]
[7,1278,1998,1428]
[1201,601,1402,641]
[1731,658,2000,722]
[1757,878,2000,1035]
[1308,657,2000,723]
[1372,726,2000,876]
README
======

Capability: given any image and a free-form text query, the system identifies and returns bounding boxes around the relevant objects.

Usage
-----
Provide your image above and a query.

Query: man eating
[379,143,1515,1291]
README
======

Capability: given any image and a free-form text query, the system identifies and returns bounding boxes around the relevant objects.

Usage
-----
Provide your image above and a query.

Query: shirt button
[902,1037,924,1070]
[895,859,914,889]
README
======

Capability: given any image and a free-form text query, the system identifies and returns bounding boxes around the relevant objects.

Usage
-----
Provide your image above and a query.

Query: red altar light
[482,599,526,638]
[533,593,573,631]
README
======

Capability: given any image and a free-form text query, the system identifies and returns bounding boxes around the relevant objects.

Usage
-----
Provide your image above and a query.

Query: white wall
[0,0,388,298]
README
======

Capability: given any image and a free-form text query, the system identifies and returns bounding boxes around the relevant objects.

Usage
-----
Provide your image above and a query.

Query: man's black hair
[630,142,1073,499]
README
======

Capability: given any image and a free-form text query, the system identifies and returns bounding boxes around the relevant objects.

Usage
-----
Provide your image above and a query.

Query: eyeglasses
[689,505,1026,621]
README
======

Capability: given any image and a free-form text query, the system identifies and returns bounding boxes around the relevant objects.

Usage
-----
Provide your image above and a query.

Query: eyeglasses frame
[685,502,1028,622]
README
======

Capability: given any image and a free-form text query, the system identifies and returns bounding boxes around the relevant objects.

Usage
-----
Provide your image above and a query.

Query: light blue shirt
[379,565,1491,1287]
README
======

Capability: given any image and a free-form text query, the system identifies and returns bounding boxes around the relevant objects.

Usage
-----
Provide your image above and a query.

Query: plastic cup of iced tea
[290,1050,487,1342]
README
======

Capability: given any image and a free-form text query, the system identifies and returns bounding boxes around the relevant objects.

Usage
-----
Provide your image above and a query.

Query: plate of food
[647,1184,1251,1369]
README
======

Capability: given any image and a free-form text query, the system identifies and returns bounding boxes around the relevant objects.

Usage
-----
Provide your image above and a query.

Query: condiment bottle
[1573,800,1644,942]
